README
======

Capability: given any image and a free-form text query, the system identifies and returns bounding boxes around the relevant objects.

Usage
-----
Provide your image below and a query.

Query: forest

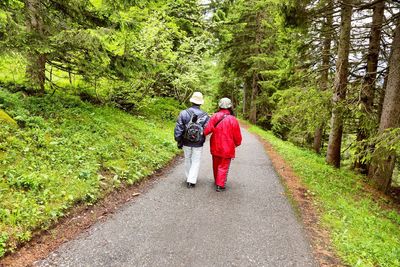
[215,0,400,193]
[0,0,400,266]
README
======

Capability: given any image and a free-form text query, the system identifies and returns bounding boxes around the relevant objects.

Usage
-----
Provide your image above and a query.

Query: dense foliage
[213,0,400,192]
[0,0,213,104]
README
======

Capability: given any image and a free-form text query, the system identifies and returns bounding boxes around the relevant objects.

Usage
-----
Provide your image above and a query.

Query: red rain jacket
[204,109,242,158]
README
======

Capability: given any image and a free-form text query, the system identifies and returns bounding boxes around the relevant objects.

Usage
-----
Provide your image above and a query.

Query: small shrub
[0,233,9,257]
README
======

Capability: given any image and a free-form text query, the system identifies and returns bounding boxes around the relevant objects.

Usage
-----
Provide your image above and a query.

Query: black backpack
[184,110,206,143]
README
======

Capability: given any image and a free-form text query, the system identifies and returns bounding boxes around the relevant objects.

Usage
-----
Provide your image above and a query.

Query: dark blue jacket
[174,105,209,147]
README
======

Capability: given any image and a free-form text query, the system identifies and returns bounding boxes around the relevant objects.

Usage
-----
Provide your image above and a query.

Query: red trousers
[212,156,232,187]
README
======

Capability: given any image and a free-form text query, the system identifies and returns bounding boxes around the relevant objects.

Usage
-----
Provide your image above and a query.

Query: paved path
[37,128,316,267]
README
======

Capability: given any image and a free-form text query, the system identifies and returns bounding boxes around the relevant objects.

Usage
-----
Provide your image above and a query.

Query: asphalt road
[36,128,316,267]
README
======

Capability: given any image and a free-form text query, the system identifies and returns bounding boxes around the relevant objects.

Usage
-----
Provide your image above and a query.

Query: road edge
[0,154,183,267]
[241,122,344,267]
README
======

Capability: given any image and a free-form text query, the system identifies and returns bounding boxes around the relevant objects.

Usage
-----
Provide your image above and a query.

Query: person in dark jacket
[204,98,242,192]
[174,92,209,188]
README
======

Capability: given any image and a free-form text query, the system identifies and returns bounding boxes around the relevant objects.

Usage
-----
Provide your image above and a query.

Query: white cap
[190,92,204,105]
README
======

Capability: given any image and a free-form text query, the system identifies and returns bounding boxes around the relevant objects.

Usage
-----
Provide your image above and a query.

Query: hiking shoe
[216,185,225,192]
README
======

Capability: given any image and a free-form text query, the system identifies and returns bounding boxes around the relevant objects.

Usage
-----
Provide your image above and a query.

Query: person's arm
[204,114,216,136]
[204,114,210,126]
[174,111,186,142]
[232,119,242,147]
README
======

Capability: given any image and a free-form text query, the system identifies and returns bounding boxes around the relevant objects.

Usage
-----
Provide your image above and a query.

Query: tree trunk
[249,70,258,124]
[242,78,252,119]
[25,0,46,94]
[377,73,388,123]
[354,1,385,173]
[26,52,46,93]
[248,11,264,124]
[319,0,333,92]
[326,0,353,168]
[313,126,324,154]
[361,1,385,115]
[368,16,400,192]
[314,0,333,154]
[243,79,248,118]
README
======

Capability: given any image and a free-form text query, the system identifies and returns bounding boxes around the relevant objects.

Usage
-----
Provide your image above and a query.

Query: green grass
[0,53,25,85]
[248,125,400,267]
[0,89,181,257]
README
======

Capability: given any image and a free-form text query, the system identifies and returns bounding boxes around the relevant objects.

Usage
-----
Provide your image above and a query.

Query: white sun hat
[190,92,204,105]
[218,97,232,109]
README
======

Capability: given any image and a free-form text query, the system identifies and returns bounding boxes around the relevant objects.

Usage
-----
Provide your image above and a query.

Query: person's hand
[177,140,183,149]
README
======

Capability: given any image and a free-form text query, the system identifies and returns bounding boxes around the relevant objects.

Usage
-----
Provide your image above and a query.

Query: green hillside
[0,88,181,256]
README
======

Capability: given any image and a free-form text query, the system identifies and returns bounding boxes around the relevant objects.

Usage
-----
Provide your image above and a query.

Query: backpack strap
[186,109,206,124]
[197,112,207,124]
[214,114,228,128]
[185,109,193,117]
[185,109,195,124]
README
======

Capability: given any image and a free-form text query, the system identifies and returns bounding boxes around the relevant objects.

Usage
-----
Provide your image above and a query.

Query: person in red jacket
[204,98,242,192]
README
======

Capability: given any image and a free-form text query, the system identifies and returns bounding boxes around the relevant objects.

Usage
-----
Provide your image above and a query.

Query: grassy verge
[248,125,400,267]
[0,89,181,257]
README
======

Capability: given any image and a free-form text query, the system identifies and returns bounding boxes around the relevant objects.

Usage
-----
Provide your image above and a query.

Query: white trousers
[183,146,203,184]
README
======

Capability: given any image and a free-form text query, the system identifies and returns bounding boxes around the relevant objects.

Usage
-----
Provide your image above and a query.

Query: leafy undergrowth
[0,89,181,257]
[249,126,400,267]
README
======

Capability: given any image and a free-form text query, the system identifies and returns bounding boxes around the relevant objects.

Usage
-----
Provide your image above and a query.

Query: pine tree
[354,1,385,173]
[326,0,353,168]
[368,15,400,192]
[313,0,334,154]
